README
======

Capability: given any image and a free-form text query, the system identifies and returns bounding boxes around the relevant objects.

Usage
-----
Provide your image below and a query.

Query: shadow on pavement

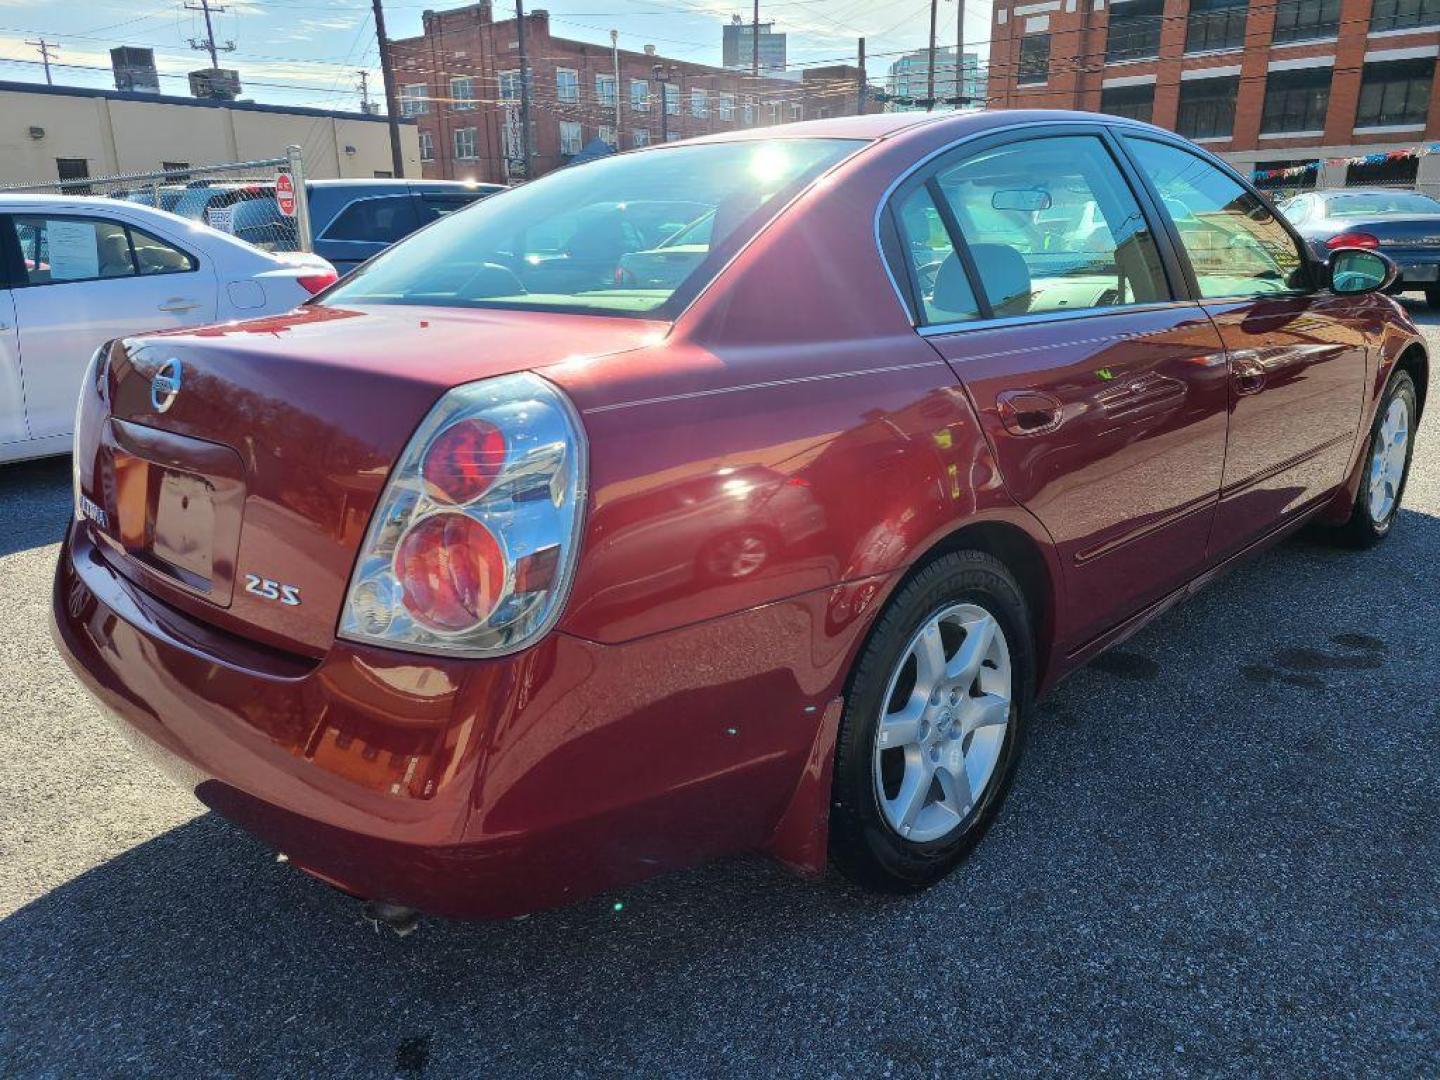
[0,455,72,558]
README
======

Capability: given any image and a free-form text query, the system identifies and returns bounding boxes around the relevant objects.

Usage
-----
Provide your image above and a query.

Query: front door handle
[157,298,200,313]
[997,390,1064,436]
[1232,350,1266,396]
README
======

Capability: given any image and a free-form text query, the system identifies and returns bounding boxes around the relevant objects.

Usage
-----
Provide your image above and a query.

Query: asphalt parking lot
[2,306,1438,1079]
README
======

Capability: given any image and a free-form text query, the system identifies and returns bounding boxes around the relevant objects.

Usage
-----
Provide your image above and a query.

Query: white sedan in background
[0,194,336,464]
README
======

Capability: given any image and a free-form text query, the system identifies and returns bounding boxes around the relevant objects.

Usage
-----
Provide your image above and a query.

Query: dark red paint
[52,111,1427,919]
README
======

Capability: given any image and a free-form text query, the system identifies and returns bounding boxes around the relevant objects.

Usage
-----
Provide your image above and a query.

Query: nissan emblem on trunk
[151,358,183,413]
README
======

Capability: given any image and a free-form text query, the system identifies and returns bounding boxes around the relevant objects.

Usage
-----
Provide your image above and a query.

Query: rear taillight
[1326,232,1379,250]
[296,270,339,295]
[338,372,587,657]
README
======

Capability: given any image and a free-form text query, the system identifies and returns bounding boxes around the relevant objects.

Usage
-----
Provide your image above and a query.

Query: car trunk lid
[75,303,661,657]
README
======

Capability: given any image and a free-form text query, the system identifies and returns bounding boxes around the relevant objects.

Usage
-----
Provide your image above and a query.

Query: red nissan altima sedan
[53,111,1426,921]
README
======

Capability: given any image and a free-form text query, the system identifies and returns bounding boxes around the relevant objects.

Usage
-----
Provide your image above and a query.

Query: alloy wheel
[872,603,1012,844]
[1368,395,1410,523]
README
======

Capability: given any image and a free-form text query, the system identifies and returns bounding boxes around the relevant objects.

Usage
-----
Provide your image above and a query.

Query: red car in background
[53,111,1426,923]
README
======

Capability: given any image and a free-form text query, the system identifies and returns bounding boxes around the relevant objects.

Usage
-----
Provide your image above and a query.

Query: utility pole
[857,37,866,115]
[955,0,965,107]
[926,0,938,112]
[515,0,534,179]
[25,38,57,85]
[752,0,760,77]
[371,0,406,178]
[184,0,235,70]
[356,69,372,113]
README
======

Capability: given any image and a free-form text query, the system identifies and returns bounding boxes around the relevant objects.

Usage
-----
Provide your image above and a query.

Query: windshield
[322,138,862,318]
[1326,192,1440,217]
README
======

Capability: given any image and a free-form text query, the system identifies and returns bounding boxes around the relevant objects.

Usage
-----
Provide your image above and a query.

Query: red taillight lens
[1327,232,1379,250]
[296,270,339,295]
[395,513,507,632]
[422,418,506,504]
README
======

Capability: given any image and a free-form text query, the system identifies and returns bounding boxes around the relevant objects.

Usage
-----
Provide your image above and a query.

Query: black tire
[1332,370,1418,549]
[829,550,1034,893]
[1427,286,1440,310]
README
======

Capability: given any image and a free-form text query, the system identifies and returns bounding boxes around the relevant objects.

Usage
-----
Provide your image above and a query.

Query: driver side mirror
[1329,248,1399,295]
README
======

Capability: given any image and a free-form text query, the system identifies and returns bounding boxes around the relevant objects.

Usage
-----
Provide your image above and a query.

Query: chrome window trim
[915,299,1203,338]
[871,117,1164,331]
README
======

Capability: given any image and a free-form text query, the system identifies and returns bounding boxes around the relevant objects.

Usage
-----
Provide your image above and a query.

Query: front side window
[556,68,579,103]
[1018,34,1050,84]
[1355,58,1435,128]
[1176,76,1238,139]
[449,76,476,110]
[1100,84,1154,123]
[322,196,417,244]
[1261,68,1332,134]
[917,135,1169,319]
[10,215,186,284]
[324,138,859,318]
[1126,137,1305,299]
[1272,0,1340,43]
[453,127,477,160]
[1371,0,1440,33]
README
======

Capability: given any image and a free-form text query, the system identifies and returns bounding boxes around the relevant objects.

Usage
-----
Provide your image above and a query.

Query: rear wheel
[1332,371,1417,548]
[830,551,1033,893]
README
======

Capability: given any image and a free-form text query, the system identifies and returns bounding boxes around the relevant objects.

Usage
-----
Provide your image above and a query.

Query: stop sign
[275,172,297,218]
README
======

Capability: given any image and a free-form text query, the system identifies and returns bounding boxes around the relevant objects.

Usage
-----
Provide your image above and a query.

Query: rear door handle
[997,390,1064,436]
[158,297,201,313]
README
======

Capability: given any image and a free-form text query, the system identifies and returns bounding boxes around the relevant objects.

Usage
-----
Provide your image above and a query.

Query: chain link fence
[0,146,314,253]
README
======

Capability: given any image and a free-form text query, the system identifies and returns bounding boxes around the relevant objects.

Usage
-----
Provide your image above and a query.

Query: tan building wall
[0,82,421,186]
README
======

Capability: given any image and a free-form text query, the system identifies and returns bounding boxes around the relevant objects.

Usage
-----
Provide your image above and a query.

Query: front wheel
[1333,370,1417,548]
[829,550,1033,893]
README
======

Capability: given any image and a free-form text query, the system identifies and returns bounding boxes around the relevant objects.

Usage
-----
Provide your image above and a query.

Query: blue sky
[0,0,991,112]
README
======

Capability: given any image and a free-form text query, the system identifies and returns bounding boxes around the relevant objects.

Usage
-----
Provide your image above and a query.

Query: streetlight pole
[926,0,938,112]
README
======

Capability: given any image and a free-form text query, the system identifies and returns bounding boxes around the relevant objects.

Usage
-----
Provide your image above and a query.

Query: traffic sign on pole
[275,171,297,218]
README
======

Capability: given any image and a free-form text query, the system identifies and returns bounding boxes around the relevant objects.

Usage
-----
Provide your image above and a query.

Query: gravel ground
[1,306,1437,1079]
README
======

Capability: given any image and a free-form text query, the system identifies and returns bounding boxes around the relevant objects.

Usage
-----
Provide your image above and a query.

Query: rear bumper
[52,521,863,918]
[1383,250,1440,286]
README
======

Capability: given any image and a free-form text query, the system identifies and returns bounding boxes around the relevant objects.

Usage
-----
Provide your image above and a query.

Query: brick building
[987,0,1440,194]
[388,3,872,184]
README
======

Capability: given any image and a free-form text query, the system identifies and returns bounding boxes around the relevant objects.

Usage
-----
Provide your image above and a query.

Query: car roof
[0,193,181,213]
[306,178,502,190]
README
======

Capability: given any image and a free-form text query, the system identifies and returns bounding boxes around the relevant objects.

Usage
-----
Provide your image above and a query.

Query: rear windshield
[1326,192,1440,217]
[321,138,862,318]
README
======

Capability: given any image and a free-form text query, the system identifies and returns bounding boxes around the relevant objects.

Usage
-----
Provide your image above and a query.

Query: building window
[399,83,429,116]
[453,127,477,160]
[599,124,617,148]
[559,120,582,156]
[1272,0,1340,43]
[1099,83,1154,123]
[499,69,521,102]
[665,131,681,142]
[1018,33,1050,84]
[718,93,735,120]
[1370,0,1440,34]
[742,102,754,124]
[1356,58,1435,128]
[691,88,708,118]
[449,76,477,110]
[1260,68,1332,134]
[632,127,650,146]
[664,84,679,115]
[791,103,803,120]
[419,131,434,161]
[1185,0,1247,54]
[1176,76,1238,139]
[630,78,650,111]
[1106,0,1163,63]
[1254,159,1318,195]
[55,158,91,195]
[556,68,579,104]
[768,101,780,123]
[1347,154,1420,187]
[596,73,617,107]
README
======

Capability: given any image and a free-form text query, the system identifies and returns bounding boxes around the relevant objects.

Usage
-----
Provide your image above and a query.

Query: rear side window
[1125,137,1305,299]
[892,186,981,325]
[904,134,1169,322]
[418,193,485,222]
[322,196,418,243]
[9,215,193,285]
